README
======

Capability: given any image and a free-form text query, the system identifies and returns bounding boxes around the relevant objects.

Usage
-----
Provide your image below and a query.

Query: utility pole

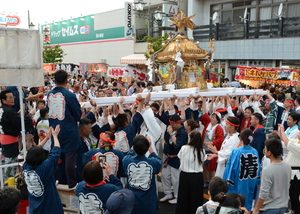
[177,0,188,12]
[177,0,188,35]
[28,10,31,29]
[147,1,151,37]
[28,10,35,29]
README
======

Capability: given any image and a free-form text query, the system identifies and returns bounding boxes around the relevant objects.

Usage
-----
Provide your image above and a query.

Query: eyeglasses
[215,206,244,214]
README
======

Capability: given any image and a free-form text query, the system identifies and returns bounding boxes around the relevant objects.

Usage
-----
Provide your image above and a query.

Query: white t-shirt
[178,145,206,173]
[142,88,151,93]
[36,119,51,151]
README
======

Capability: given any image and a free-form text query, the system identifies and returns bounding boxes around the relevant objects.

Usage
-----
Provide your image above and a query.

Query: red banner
[108,67,148,81]
[235,66,300,86]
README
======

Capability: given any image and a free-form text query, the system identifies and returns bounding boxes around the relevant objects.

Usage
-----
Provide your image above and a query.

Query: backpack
[15,172,28,200]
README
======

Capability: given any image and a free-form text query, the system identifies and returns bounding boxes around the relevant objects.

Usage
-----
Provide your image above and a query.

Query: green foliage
[43,44,65,63]
[143,33,169,58]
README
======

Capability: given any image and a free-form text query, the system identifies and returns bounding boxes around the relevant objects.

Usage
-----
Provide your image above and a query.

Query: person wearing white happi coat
[207,116,240,178]
[278,112,300,160]
[139,105,162,156]
[280,129,300,214]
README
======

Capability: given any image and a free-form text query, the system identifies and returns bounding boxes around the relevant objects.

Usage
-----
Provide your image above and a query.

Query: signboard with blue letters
[125,2,133,40]
[42,14,130,45]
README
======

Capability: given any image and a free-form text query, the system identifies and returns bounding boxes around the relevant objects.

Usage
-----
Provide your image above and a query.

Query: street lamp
[154,10,164,22]
[133,0,165,37]
[134,0,146,11]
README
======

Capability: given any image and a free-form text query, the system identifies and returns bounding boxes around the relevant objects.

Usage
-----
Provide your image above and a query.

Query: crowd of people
[0,69,299,214]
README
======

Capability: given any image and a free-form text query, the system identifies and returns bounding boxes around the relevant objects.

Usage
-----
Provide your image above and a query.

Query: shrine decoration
[147,10,216,90]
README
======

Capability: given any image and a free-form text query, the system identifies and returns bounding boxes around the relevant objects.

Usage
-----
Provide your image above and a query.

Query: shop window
[287,3,300,17]
[273,0,286,3]
[233,2,244,8]
[245,1,257,6]
[222,11,232,23]
[260,7,272,20]
[249,8,257,21]
[223,3,233,9]
[271,5,279,19]
[212,4,221,11]
[233,9,244,22]
[260,0,272,4]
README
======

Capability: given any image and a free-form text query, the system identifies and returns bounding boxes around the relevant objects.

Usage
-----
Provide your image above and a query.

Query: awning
[120,54,147,65]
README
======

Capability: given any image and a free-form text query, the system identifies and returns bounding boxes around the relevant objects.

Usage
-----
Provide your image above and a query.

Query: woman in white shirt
[175,130,206,214]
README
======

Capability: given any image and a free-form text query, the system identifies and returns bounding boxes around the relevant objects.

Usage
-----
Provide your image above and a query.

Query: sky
[1,0,128,29]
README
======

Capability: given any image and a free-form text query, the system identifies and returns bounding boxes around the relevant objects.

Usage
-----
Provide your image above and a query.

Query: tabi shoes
[168,198,177,205]
[159,194,173,202]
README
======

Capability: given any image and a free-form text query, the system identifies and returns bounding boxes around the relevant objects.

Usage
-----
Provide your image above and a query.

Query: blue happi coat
[47,86,82,152]
[23,147,64,214]
[123,149,162,214]
[223,145,261,211]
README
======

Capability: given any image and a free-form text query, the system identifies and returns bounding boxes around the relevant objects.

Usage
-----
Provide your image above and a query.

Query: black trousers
[290,175,300,214]
[57,151,77,188]
[176,171,204,214]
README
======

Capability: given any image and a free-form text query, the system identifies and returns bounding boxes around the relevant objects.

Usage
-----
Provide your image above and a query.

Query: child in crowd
[35,108,51,151]
[216,193,249,214]
[196,176,228,214]
[23,125,63,214]
[104,189,135,214]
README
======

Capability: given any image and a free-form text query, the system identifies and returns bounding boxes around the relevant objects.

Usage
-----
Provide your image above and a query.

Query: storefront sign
[0,14,21,26]
[124,2,133,40]
[41,15,125,45]
[162,4,178,36]
[235,66,300,86]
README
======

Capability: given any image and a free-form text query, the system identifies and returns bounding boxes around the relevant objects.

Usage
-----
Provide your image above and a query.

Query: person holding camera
[76,160,123,213]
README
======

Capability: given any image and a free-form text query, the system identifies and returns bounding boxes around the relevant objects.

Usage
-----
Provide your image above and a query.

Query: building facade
[188,0,300,81]
[41,0,178,68]
[41,7,134,67]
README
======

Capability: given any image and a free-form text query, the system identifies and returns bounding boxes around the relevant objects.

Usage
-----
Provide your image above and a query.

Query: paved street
[156,180,208,214]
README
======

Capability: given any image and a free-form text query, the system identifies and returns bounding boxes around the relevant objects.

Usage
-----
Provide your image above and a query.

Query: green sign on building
[42,15,126,45]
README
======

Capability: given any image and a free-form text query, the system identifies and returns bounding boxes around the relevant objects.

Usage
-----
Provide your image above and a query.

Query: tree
[43,44,65,63]
[143,33,169,59]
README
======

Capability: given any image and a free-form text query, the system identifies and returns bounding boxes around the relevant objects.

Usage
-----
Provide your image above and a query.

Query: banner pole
[18,85,27,159]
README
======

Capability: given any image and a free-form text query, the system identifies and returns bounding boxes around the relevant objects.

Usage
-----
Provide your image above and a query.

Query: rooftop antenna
[274,3,284,20]
[239,7,248,23]
[211,12,219,25]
